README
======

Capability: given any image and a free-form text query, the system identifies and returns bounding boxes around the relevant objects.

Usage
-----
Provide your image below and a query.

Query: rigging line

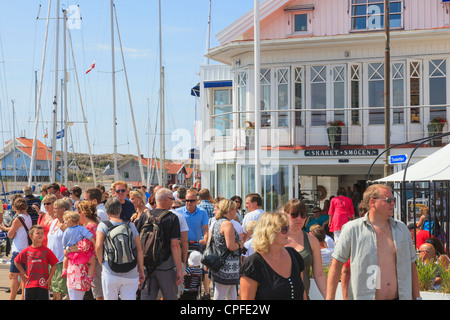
[66,15,97,187]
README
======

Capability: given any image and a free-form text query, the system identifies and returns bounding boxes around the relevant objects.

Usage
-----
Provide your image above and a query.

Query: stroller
[179,245,204,300]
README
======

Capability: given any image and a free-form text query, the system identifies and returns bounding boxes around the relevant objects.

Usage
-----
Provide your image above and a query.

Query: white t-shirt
[242,209,264,233]
[11,214,32,253]
[96,203,109,222]
[170,209,189,233]
[47,219,65,261]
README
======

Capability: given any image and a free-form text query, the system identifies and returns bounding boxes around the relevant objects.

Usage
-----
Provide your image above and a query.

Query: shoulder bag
[201,221,231,272]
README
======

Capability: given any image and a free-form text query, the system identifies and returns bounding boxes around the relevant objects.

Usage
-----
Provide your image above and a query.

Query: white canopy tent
[376,144,450,182]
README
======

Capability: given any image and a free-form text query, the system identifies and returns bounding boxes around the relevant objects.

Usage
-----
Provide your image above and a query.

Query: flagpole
[254,0,261,195]
[111,0,118,182]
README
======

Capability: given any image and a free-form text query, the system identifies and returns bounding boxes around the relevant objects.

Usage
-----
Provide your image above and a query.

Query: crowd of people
[0,181,447,300]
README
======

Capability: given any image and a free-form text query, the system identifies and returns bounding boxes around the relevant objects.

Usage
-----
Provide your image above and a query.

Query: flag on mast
[85,60,96,74]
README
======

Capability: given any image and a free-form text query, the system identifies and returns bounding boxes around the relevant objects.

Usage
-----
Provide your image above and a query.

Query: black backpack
[140,210,170,269]
[103,221,137,273]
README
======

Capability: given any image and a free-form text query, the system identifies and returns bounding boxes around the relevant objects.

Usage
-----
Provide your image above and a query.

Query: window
[277,68,290,127]
[310,65,327,126]
[392,62,405,124]
[237,71,248,128]
[368,62,385,125]
[429,59,447,121]
[217,163,236,199]
[350,64,361,125]
[333,66,346,124]
[124,172,129,179]
[213,88,233,136]
[294,67,304,126]
[409,61,421,123]
[351,0,403,31]
[260,69,272,127]
[294,14,308,32]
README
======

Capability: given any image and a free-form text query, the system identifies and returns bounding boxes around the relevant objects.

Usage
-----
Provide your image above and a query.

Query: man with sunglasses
[327,184,420,300]
[111,181,134,222]
[175,191,209,246]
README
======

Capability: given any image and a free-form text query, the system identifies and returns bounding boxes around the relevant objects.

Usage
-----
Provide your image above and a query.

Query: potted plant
[427,116,447,147]
[327,120,344,149]
[416,258,450,300]
[244,121,255,149]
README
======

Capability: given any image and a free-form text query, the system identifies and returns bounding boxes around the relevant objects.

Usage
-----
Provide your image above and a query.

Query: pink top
[328,196,355,232]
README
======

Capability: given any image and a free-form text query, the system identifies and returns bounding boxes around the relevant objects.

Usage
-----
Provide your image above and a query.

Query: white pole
[29,0,52,185]
[204,0,211,65]
[159,0,166,187]
[254,0,261,195]
[51,0,60,183]
[111,0,118,181]
[113,5,145,184]
[63,10,68,186]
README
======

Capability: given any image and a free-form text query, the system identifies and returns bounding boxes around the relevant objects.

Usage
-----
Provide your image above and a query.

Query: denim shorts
[10,251,26,274]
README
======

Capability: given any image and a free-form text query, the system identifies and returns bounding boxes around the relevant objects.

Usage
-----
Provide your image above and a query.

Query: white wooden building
[197,0,450,212]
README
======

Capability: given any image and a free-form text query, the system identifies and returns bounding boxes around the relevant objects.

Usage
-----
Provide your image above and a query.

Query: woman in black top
[240,212,305,300]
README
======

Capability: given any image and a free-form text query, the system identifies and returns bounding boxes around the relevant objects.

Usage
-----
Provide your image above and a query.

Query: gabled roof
[2,137,58,161]
[216,0,291,45]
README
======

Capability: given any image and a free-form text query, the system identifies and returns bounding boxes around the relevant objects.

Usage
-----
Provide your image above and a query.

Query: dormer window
[294,14,308,32]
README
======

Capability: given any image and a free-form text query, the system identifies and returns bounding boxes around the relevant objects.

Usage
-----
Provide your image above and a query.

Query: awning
[191,80,232,97]
[376,144,450,182]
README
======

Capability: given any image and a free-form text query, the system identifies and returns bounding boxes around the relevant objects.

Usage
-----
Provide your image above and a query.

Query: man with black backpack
[135,188,183,300]
[96,197,145,300]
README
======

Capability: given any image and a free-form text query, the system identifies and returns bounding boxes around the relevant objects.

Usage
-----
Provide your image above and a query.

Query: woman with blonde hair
[240,212,305,300]
[129,189,150,223]
[207,199,242,300]
[37,194,57,247]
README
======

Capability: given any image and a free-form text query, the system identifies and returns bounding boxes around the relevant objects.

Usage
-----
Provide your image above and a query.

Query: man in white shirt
[85,187,108,222]
[242,193,264,241]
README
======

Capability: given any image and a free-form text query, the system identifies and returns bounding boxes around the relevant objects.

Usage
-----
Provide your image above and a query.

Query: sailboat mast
[111,0,118,181]
[159,0,166,187]
[204,0,211,65]
[63,9,68,185]
[29,0,52,186]
[51,0,60,183]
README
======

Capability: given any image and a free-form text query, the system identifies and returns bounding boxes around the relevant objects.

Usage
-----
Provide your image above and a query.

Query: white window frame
[350,0,403,32]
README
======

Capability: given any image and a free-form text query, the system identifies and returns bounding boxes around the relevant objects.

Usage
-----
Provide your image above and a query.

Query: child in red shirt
[14,224,59,300]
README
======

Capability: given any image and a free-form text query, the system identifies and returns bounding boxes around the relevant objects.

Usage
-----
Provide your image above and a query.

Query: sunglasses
[115,189,127,193]
[185,199,196,203]
[168,197,175,201]
[172,206,181,209]
[281,225,289,234]
[289,211,307,219]
[374,197,396,204]
[44,202,53,206]
[150,202,156,206]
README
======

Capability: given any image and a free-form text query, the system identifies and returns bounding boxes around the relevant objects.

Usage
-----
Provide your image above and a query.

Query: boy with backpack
[135,188,183,300]
[95,197,145,300]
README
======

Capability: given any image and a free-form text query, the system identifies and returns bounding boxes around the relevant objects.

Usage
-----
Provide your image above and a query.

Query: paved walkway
[0,253,18,300]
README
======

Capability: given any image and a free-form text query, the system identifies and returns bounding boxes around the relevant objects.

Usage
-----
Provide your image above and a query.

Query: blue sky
[0,0,255,160]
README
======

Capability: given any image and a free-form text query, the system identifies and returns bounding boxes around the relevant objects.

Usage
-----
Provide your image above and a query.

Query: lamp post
[384,0,392,177]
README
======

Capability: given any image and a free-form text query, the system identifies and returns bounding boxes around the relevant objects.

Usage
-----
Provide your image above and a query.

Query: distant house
[117,156,193,187]
[0,137,60,182]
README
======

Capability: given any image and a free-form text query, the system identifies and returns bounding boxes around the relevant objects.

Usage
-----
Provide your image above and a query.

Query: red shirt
[15,245,58,289]
[415,230,432,249]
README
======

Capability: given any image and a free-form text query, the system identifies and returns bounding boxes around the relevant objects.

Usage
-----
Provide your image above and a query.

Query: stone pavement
[0,253,17,300]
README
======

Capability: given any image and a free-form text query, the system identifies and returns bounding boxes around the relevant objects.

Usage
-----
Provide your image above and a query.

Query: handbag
[201,222,231,272]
